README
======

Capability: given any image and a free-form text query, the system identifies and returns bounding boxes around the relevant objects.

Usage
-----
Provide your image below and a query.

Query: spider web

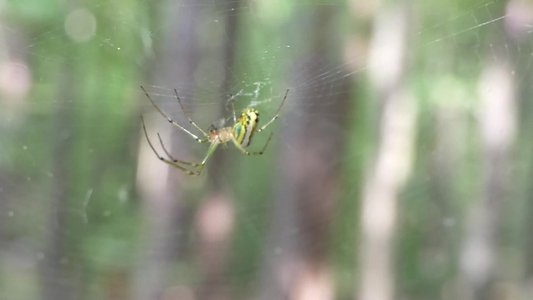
[0,0,532,299]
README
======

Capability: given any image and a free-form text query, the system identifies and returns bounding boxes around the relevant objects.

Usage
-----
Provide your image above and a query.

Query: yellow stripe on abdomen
[233,108,259,147]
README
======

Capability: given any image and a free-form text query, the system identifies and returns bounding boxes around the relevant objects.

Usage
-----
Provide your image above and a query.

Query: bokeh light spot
[64,8,97,43]
[0,60,31,100]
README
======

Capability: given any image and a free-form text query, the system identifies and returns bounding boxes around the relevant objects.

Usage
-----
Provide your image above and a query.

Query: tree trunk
[259,6,350,300]
[356,4,414,300]
[134,1,203,299]
[40,62,81,300]
[195,1,241,300]
[459,51,516,300]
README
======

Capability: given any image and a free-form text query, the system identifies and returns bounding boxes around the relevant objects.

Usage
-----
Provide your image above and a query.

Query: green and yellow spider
[140,86,289,175]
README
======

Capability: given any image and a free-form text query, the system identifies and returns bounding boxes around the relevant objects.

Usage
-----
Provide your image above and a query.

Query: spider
[140,86,289,175]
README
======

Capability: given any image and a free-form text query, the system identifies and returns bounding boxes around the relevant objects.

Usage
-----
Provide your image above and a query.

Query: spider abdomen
[233,108,259,147]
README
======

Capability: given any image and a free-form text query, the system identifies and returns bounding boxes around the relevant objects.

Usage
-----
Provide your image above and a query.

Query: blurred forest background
[1,0,533,299]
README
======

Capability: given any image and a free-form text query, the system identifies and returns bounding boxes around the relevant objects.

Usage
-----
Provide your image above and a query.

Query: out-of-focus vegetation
[1,0,532,299]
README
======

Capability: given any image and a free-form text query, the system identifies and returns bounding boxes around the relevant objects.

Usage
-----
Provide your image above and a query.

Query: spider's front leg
[141,85,208,143]
[257,89,289,133]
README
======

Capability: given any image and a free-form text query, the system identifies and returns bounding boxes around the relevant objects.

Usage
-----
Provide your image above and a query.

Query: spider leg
[231,132,273,156]
[156,133,202,167]
[163,142,219,176]
[257,89,289,133]
[141,85,208,143]
[140,115,202,175]
[173,89,210,137]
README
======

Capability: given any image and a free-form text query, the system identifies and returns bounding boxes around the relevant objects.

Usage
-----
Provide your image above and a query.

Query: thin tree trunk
[195,1,241,300]
[459,52,516,300]
[40,64,80,300]
[134,1,202,299]
[356,4,414,300]
[259,7,350,300]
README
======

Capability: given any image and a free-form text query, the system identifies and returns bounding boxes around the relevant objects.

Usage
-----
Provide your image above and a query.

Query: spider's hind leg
[141,115,203,175]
